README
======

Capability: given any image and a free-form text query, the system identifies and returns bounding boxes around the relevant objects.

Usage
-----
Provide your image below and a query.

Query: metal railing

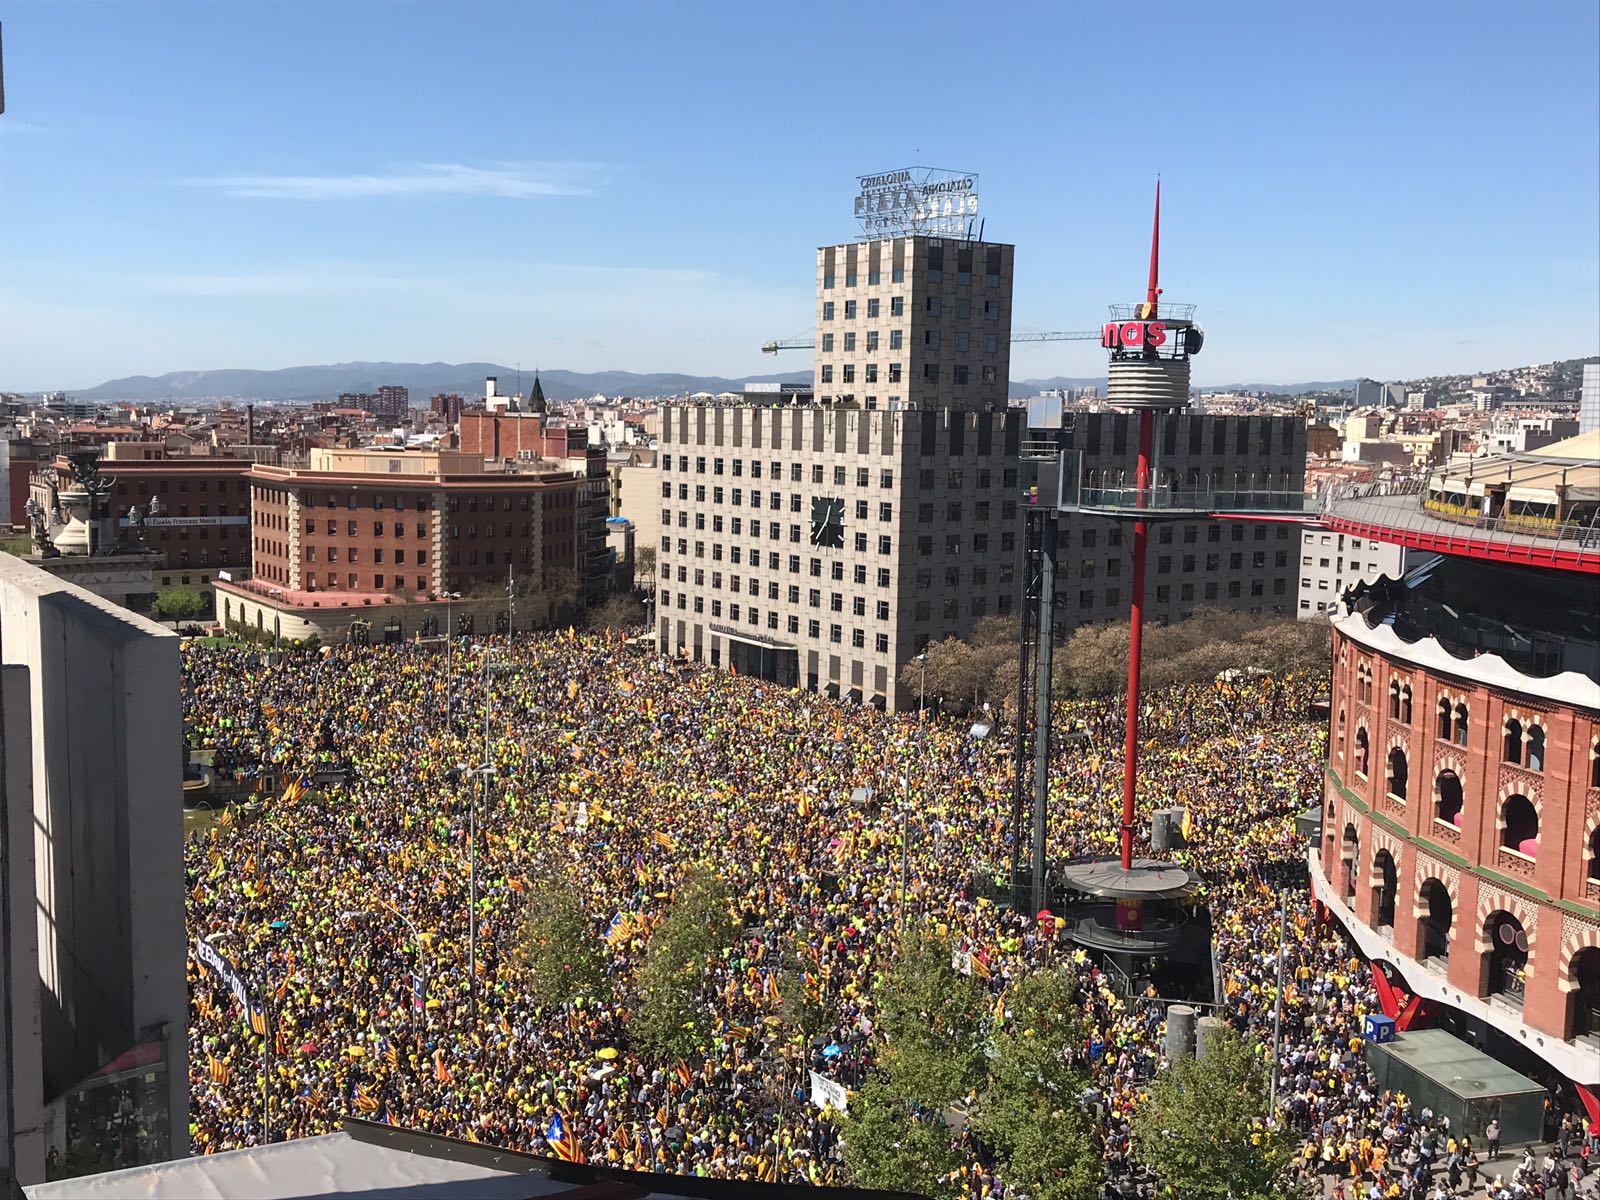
[1075,485,1318,514]
[1321,478,1600,554]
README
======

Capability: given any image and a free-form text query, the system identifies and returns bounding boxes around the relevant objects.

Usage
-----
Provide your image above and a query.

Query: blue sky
[1,0,1596,392]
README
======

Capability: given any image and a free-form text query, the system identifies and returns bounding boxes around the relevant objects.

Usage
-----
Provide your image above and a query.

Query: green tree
[155,586,207,623]
[633,869,736,1061]
[1129,1024,1302,1200]
[980,967,1099,1200]
[841,1078,963,1198]
[873,929,986,1108]
[774,942,828,1045]
[513,878,607,1009]
[841,930,984,1192]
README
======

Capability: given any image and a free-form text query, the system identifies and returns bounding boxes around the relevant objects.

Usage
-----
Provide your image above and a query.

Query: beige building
[815,236,1013,412]
[658,235,1021,707]
[657,404,1026,707]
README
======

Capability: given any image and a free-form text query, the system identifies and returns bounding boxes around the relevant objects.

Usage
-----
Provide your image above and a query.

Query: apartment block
[1297,528,1413,619]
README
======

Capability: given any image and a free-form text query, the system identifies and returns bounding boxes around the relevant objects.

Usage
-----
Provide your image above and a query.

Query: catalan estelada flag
[208,1054,230,1085]
[1180,807,1195,841]
[674,1059,692,1088]
[546,1112,582,1162]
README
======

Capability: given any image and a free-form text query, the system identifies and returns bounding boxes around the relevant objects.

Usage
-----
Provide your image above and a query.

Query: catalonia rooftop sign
[854,166,979,240]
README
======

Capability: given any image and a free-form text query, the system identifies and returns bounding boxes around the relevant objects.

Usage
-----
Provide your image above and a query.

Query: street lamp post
[1268,889,1288,1113]
[443,591,461,725]
[457,651,496,1025]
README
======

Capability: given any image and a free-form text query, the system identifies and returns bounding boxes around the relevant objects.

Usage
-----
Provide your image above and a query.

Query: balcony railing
[1322,479,1600,555]
[1072,486,1318,515]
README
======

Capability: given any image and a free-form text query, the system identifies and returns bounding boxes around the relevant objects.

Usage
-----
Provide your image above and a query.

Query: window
[1503,717,1522,763]
[890,296,904,316]
[867,298,880,319]
[875,633,889,653]
[1500,794,1538,856]
[1434,770,1464,827]
[1386,747,1408,801]
[1525,724,1545,772]
[1354,727,1370,777]
[822,301,835,321]
[844,300,857,319]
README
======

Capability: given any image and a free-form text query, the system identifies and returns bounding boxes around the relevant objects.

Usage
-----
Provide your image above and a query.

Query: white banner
[808,1070,848,1114]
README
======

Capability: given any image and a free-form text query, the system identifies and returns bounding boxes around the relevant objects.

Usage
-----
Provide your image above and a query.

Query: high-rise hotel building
[657,235,1022,708]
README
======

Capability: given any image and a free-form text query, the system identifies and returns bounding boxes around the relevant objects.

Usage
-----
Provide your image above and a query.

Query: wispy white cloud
[185,161,602,200]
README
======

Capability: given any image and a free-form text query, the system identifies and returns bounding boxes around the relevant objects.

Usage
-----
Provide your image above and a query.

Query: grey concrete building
[1580,361,1599,435]
[1296,528,1414,619]
[657,404,1026,708]
[0,556,186,1178]
[2,663,44,1189]
[657,233,1307,707]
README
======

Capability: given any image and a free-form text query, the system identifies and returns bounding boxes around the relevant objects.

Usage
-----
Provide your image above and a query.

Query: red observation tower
[1013,184,1309,1001]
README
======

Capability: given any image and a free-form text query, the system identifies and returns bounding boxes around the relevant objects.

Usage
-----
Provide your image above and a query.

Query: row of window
[820,361,1001,386]
[662,531,897,557]
[665,458,1024,494]
[303,546,428,566]
[820,297,1002,322]
[669,561,894,587]
[821,267,1002,290]
[1353,662,1561,776]
[117,477,242,495]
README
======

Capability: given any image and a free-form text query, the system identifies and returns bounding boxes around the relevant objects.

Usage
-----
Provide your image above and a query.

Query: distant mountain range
[56,361,1362,404]
[68,362,816,404]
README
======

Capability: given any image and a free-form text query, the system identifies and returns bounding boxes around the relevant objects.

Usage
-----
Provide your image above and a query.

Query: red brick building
[246,447,581,599]
[457,409,589,462]
[1311,436,1600,1097]
[35,446,254,595]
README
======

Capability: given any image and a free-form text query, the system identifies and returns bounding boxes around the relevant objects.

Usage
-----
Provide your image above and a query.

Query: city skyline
[1,0,1597,392]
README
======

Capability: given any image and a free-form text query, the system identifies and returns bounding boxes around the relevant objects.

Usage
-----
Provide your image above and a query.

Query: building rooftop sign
[854,166,978,239]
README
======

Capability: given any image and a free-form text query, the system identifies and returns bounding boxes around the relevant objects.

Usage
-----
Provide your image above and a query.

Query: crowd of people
[179,634,1591,1196]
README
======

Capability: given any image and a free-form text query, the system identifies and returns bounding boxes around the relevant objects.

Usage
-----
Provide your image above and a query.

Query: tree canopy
[512,876,608,1010]
[632,869,736,1061]
[1129,1024,1303,1200]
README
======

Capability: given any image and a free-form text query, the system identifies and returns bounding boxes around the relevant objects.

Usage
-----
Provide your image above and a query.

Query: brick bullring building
[1310,432,1600,1109]
[217,447,587,643]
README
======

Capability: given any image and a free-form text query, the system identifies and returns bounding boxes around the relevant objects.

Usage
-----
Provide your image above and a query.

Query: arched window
[1570,947,1600,1039]
[1400,685,1412,725]
[1592,743,1600,789]
[1355,728,1370,777]
[1453,702,1469,746]
[1503,717,1523,764]
[1387,747,1408,800]
[1418,880,1452,962]
[1434,770,1464,826]
[1588,826,1600,883]
[1525,724,1545,772]
[1389,680,1401,719]
[1341,823,1359,900]
[1373,849,1397,929]
[1501,794,1538,857]
[1484,912,1528,1004]
[1437,696,1452,740]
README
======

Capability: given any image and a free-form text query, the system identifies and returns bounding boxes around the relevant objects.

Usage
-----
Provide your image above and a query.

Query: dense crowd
[178,635,1592,1196]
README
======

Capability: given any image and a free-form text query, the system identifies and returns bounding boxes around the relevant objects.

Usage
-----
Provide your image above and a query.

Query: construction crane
[761,329,1101,354]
